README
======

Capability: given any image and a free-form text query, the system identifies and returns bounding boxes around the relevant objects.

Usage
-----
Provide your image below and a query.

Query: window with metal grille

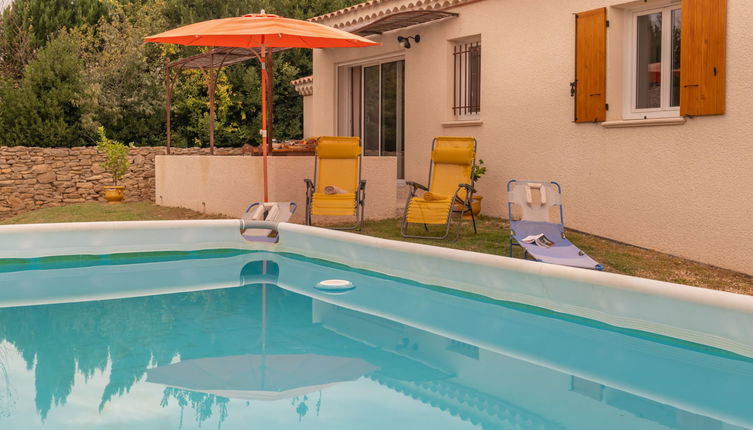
[453,40,481,119]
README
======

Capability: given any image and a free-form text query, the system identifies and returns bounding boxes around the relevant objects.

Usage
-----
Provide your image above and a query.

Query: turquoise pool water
[0,250,750,429]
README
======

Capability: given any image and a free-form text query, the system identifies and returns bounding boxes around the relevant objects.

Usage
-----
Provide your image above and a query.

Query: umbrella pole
[261,261,267,390]
[261,45,269,202]
[165,61,172,155]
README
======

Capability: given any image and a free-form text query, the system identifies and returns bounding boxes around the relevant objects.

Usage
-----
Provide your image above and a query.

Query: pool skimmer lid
[315,279,355,294]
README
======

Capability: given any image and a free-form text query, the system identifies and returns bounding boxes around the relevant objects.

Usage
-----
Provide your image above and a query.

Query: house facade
[296,0,753,275]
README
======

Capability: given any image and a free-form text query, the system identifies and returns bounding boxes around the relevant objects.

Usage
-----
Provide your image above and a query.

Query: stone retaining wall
[0,146,242,217]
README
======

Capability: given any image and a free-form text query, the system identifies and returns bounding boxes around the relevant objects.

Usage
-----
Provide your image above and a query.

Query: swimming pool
[0,220,751,429]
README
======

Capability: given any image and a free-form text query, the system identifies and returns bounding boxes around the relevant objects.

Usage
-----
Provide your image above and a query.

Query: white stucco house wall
[293,0,753,275]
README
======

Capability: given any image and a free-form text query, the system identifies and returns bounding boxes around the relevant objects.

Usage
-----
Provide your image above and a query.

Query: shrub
[0,31,96,147]
[96,127,132,186]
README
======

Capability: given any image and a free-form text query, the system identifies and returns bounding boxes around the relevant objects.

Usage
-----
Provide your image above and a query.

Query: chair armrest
[405,181,428,192]
[304,178,314,189]
[459,183,477,194]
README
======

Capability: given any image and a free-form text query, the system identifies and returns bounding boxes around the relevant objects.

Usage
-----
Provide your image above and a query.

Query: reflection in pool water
[0,252,750,429]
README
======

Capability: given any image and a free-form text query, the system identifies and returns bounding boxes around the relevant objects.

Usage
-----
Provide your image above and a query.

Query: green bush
[0,31,96,147]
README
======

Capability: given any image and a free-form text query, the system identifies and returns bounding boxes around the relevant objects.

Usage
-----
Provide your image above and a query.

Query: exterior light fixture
[397,34,420,49]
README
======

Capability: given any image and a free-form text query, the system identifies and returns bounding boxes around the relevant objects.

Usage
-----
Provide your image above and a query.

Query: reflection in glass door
[363,61,405,178]
[339,60,404,179]
[363,65,381,157]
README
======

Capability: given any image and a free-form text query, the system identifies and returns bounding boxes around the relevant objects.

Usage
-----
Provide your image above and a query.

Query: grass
[0,202,227,225]
[1,203,751,295]
[351,216,753,295]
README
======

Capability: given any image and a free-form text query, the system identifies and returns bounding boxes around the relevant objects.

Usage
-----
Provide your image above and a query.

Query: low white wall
[155,155,397,222]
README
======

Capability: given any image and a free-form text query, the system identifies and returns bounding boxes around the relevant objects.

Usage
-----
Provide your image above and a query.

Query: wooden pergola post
[207,54,216,155]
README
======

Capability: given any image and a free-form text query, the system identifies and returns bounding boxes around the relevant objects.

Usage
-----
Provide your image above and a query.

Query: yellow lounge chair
[304,136,366,230]
[401,136,478,239]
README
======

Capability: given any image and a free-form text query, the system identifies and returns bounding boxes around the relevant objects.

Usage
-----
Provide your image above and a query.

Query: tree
[0,0,113,78]
[0,0,366,148]
[79,1,168,147]
[0,2,35,79]
[0,31,96,147]
[2,0,109,48]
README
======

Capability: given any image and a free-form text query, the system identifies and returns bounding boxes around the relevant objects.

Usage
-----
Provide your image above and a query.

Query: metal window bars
[453,41,481,118]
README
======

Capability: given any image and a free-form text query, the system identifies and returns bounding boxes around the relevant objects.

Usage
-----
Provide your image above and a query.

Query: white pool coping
[1,219,752,358]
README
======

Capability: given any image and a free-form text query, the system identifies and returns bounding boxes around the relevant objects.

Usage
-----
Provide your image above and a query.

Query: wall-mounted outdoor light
[397,34,420,49]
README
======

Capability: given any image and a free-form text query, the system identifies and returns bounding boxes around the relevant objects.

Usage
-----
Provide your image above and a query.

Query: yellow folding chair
[401,136,478,239]
[304,136,366,230]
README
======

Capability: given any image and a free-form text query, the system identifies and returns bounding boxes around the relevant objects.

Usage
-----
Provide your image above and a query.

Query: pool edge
[275,222,753,358]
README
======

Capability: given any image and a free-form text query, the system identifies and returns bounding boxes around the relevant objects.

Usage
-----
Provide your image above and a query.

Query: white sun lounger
[507,180,601,270]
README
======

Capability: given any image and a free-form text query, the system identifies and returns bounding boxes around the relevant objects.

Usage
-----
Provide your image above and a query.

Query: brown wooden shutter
[680,0,726,116]
[574,8,607,123]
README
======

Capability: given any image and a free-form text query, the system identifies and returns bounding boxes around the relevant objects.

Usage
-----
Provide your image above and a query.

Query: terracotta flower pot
[471,195,483,216]
[455,195,483,219]
[104,185,125,204]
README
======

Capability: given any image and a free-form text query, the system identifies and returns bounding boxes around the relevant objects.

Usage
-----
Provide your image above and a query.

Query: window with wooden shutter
[624,3,682,119]
[574,8,607,123]
[680,0,726,116]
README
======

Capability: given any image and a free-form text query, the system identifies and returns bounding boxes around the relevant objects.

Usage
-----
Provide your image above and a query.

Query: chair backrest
[428,136,476,200]
[315,136,362,193]
[507,180,563,224]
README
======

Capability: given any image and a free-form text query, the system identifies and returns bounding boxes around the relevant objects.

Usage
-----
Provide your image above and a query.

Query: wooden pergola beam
[164,47,286,155]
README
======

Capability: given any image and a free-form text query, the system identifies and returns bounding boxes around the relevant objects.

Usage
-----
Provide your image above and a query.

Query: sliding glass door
[338,59,405,179]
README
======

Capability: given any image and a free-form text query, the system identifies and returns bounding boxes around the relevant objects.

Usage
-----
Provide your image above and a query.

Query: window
[575,0,724,122]
[626,2,681,119]
[452,39,481,120]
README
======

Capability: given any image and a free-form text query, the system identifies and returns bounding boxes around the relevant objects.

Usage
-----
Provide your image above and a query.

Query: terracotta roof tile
[309,0,478,30]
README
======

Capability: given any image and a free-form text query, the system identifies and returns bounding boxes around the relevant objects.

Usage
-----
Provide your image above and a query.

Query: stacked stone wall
[0,146,242,217]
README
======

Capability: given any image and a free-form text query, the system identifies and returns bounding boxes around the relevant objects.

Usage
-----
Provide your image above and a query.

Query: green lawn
[1,203,751,295]
[0,202,227,225]
[351,217,753,295]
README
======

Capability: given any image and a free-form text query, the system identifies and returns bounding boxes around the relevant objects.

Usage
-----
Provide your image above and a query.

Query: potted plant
[469,159,486,217]
[96,127,132,203]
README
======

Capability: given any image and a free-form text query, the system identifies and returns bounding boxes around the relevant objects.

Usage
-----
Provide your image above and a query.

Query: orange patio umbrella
[145,13,378,202]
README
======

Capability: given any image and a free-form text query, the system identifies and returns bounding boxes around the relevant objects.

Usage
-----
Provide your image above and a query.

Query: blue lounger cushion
[511,220,602,270]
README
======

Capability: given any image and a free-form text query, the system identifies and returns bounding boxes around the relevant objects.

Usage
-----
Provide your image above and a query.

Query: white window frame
[623,0,682,120]
[451,37,481,121]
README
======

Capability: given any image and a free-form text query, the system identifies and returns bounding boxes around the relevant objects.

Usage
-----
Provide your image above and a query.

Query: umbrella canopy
[145,13,377,48]
[146,353,379,401]
[145,13,377,202]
